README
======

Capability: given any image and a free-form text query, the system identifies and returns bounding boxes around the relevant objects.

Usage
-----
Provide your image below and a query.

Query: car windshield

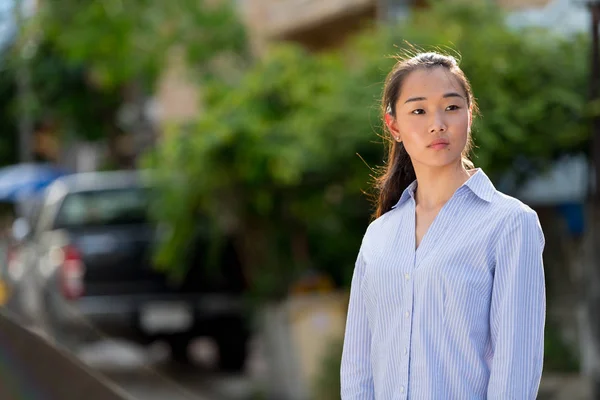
[54,188,151,228]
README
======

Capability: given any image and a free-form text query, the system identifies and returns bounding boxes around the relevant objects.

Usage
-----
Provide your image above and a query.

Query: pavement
[0,312,129,400]
[77,338,263,400]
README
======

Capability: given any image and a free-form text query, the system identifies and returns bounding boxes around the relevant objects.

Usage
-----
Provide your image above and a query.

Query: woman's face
[386,67,471,171]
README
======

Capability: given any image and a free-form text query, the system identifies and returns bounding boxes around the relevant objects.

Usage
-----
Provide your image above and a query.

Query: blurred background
[0,0,596,399]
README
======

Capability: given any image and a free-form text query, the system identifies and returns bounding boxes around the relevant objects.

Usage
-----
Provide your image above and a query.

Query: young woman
[340,52,545,399]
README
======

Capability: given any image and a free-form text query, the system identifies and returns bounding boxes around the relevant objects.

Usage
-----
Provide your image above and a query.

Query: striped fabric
[341,168,546,400]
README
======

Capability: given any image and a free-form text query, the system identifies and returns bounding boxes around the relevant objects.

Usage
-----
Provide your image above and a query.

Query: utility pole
[13,0,34,163]
[586,1,600,397]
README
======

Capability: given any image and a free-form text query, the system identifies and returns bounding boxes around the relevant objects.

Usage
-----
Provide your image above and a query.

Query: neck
[413,162,472,210]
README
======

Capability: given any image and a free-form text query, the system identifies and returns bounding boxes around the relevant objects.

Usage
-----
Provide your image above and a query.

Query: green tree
[150,1,590,299]
[5,0,247,166]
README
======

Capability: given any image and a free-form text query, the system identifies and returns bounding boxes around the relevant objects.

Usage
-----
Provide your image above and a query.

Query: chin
[422,154,463,169]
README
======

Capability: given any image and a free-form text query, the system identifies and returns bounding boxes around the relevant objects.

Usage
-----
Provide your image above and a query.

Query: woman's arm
[487,209,546,399]
[340,249,375,400]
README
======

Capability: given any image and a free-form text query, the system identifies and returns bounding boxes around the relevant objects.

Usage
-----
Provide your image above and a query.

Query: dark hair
[373,52,478,219]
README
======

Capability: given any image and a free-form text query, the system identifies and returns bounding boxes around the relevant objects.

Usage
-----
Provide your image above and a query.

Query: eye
[446,105,461,111]
[411,109,425,115]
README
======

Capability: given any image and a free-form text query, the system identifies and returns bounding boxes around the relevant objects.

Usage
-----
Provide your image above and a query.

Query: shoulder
[491,191,540,226]
[490,191,544,246]
[467,168,539,225]
[359,208,402,254]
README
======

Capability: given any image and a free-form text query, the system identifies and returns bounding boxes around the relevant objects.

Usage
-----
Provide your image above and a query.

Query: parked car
[10,170,249,371]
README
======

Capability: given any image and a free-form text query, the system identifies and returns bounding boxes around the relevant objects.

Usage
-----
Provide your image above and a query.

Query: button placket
[399,261,415,399]
[396,196,416,399]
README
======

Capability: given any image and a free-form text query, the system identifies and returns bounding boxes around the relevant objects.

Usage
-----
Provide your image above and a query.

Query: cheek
[397,119,427,142]
[398,131,427,159]
[449,114,470,140]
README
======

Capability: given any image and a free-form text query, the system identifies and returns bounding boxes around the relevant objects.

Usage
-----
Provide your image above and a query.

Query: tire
[216,333,248,373]
[167,336,193,366]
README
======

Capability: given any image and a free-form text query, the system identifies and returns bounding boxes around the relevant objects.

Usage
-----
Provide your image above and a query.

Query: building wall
[272,6,377,52]
[242,0,375,37]
[154,48,201,125]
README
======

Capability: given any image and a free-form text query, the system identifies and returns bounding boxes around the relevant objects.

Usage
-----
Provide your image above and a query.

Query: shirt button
[404,273,410,280]
[400,385,405,393]
[404,347,409,355]
[405,311,410,318]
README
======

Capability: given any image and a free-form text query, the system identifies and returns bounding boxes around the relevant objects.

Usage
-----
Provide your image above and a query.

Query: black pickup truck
[9,170,249,371]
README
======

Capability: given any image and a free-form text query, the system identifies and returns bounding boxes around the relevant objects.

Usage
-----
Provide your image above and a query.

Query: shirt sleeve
[487,209,546,399]
[340,249,375,400]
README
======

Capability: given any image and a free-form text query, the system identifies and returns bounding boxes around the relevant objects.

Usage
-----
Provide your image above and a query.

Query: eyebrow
[404,92,465,104]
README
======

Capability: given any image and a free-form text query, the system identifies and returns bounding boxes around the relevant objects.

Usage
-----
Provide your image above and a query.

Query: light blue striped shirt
[341,169,545,399]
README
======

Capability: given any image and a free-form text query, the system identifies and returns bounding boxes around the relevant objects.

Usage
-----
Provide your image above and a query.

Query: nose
[429,110,447,134]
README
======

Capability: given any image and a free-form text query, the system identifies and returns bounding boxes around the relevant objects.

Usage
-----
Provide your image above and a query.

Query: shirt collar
[463,168,496,202]
[390,168,495,210]
[391,179,418,209]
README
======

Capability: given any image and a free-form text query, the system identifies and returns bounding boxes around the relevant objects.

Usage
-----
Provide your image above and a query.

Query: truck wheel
[168,337,192,365]
[216,334,248,372]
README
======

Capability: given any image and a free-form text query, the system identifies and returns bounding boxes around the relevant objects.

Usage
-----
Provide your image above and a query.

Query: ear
[384,113,401,142]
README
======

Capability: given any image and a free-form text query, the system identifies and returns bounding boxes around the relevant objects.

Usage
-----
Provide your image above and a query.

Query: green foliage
[544,321,580,372]
[35,0,247,89]
[148,44,380,295]
[3,0,247,150]
[150,1,591,298]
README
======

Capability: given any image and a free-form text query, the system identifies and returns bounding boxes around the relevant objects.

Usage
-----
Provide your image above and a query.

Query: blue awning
[0,163,68,202]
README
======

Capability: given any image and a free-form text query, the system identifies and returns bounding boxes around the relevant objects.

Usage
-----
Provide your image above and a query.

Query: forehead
[398,67,465,101]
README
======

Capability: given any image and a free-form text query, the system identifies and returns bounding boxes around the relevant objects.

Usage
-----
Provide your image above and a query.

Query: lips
[428,138,449,147]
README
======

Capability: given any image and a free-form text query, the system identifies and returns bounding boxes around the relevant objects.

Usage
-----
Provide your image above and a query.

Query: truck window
[53,188,150,228]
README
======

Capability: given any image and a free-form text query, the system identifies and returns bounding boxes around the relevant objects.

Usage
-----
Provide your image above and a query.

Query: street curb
[0,310,131,400]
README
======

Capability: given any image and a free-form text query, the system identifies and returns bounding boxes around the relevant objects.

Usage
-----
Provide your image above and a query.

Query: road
[75,339,265,400]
